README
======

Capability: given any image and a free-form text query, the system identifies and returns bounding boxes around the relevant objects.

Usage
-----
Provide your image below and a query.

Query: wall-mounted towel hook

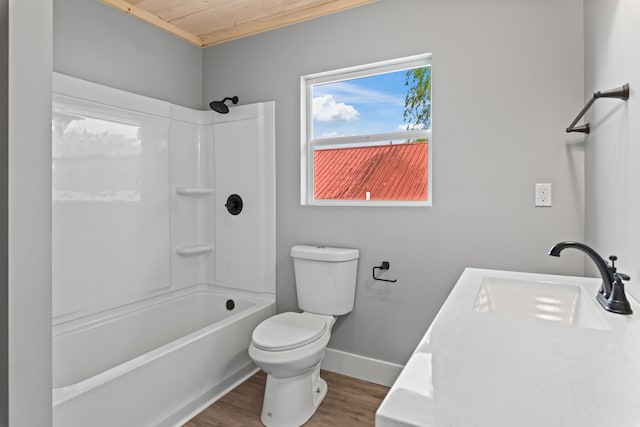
[373,261,397,283]
[566,83,630,134]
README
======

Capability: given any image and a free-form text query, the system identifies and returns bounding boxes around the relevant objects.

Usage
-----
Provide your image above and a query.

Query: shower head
[209,96,239,114]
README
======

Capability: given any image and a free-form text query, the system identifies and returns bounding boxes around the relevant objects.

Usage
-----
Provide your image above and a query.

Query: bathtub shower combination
[51,73,276,427]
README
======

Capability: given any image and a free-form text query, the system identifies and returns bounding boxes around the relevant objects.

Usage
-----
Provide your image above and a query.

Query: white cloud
[321,131,341,138]
[312,95,360,122]
[315,81,404,106]
[397,123,426,131]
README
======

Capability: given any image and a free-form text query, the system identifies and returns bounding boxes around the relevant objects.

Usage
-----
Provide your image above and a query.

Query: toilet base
[260,363,327,427]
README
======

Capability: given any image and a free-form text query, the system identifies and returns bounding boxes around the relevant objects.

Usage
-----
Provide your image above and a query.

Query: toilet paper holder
[373,261,397,283]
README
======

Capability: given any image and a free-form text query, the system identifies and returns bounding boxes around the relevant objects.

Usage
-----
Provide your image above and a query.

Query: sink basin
[473,277,609,330]
[376,269,639,427]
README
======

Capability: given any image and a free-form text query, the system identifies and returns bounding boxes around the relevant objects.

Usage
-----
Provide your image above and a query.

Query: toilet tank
[290,245,359,315]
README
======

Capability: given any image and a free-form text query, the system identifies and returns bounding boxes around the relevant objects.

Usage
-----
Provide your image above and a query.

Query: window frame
[300,53,432,207]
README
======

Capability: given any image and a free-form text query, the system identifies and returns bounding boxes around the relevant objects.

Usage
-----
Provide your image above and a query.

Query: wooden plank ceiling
[101,0,376,47]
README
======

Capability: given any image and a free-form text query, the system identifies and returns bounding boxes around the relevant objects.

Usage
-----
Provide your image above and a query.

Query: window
[301,54,432,206]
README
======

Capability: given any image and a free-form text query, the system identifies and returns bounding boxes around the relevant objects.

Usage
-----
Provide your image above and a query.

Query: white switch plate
[535,183,552,207]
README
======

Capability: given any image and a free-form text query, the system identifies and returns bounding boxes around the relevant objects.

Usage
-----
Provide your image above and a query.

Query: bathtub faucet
[548,241,632,315]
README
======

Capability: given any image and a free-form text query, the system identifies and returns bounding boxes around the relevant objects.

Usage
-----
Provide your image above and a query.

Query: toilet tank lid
[291,245,359,262]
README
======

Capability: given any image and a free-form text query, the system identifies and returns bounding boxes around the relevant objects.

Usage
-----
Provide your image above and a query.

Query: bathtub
[52,284,275,427]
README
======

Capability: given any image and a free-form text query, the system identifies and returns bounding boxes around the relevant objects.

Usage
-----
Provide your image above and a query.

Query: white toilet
[248,244,359,427]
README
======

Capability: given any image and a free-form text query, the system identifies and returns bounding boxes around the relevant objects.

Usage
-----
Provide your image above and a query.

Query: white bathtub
[52,284,275,427]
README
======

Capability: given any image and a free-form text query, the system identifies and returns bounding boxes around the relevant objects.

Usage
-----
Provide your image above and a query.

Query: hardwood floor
[185,370,389,426]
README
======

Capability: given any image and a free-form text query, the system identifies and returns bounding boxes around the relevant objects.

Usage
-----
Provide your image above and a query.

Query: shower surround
[51,73,276,426]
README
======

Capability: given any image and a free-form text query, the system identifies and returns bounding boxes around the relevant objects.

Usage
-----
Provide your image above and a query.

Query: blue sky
[312,69,422,140]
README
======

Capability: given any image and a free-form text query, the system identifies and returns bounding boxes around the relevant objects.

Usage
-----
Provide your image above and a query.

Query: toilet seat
[252,312,328,351]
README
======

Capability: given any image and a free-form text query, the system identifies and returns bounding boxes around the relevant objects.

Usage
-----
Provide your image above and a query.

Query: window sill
[303,200,432,208]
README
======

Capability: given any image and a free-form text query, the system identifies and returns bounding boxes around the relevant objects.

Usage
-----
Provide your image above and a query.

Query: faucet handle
[609,256,630,280]
[617,272,631,281]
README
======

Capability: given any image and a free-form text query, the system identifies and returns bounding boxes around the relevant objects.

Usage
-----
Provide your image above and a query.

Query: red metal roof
[314,142,428,201]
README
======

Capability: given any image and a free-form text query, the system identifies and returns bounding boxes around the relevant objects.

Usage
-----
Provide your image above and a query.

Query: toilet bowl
[249,312,335,427]
[248,245,359,427]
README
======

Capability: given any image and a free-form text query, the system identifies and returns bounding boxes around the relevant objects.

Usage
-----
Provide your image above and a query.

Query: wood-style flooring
[185,370,389,427]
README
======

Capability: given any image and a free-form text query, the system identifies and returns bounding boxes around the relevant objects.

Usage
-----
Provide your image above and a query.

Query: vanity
[376,268,640,427]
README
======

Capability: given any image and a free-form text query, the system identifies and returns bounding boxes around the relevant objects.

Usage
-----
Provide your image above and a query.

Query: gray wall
[0,0,7,423]
[203,0,586,364]
[8,1,53,425]
[584,0,640,299]
[53,0,203,109]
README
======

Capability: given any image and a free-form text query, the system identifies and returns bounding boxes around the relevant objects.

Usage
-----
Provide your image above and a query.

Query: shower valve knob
[225,194,243,215]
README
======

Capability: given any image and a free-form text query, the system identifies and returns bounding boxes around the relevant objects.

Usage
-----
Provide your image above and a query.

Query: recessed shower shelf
[175,187,213,197]
[175,244,214,256]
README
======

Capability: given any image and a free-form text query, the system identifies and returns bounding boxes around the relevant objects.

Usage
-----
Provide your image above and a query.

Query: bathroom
[3,0,639,425]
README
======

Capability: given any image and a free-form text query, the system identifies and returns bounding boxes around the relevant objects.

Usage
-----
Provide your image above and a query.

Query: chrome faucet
[548,241,633,315]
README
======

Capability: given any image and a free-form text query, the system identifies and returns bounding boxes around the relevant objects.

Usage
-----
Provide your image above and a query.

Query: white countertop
[376,268,640,427]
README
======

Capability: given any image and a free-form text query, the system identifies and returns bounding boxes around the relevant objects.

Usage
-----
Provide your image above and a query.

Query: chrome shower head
[209,96,239,114]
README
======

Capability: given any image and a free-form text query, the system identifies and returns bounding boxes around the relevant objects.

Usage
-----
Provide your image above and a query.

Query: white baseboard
[321,348,403,387]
